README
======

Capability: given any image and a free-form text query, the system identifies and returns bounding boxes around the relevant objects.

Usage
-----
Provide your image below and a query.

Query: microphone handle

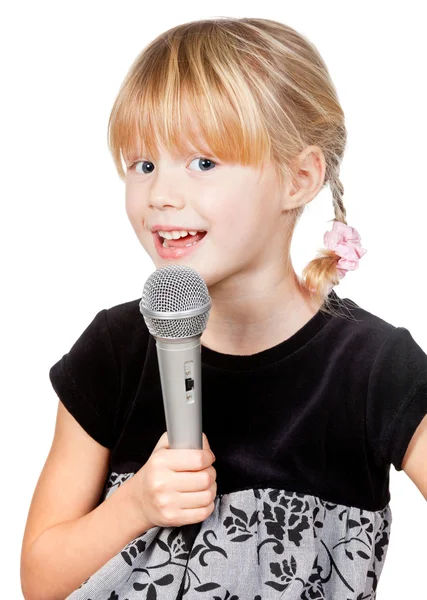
[155,336,203,449]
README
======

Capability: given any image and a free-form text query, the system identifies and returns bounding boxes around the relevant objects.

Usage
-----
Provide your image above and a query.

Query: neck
[200,264,322,356]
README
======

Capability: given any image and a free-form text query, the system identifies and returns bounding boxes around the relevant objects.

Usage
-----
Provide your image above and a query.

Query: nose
[149,178,185,211]
[149,195,185,210]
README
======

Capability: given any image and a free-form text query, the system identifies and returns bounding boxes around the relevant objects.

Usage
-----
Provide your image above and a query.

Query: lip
[151,224,205,233]
[153,230,208,259]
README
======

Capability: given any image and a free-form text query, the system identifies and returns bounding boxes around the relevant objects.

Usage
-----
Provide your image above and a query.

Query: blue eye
[130,157,216,174]
[132,161,155,174]
[188,157,217,172]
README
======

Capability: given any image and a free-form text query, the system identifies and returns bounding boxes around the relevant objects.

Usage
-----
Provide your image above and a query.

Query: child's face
[125,142,291,289]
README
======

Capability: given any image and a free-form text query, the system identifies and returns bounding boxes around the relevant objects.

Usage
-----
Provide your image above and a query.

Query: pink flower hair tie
[324,220,367,290]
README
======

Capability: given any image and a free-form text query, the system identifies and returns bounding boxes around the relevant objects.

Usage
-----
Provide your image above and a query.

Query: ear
[283,145,326,210]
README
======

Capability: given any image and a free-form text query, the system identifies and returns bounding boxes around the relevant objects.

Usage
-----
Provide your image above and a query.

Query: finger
[166,448,215,473]
[179,485,217,509]
[153,431,170,452]
[173,466,216,492]
[202,433,215,461]
[154,432,215,462]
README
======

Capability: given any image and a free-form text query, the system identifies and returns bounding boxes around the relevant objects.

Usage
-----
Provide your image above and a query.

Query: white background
[2,1,426,597]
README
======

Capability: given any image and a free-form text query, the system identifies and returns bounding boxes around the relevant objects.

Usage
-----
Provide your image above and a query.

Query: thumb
[153,431,213,455]
[153,431,170,452]
[203,433,216,460]
[202,432,211,451]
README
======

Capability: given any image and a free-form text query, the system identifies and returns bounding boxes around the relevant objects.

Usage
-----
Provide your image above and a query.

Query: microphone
[139,265,212,449]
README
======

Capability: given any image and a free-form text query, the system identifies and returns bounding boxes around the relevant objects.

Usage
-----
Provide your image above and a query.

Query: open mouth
[157,231,207,249]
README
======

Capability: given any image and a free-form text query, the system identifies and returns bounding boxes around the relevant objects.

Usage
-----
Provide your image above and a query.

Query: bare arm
[20,401,153,600]
[21,402,216,600]
[23,475,151,600]
[402,413,427,500]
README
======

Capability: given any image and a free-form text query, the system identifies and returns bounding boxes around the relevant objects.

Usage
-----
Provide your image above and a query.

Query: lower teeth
[162,237,199,248]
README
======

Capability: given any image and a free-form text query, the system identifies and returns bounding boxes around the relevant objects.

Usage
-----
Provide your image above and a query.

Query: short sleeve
[49,309,119,449]
[366,326,427,471]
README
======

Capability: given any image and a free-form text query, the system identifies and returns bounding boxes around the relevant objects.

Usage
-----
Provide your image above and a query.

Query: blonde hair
[108,16,352,315]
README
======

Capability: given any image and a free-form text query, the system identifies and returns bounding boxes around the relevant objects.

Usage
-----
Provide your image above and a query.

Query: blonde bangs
[108,23,273,180]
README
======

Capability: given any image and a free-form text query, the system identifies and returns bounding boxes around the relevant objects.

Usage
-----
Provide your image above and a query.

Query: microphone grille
[139,265,211,338]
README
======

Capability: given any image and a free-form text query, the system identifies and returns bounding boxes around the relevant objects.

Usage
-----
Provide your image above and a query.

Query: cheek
[216,199,257,236]
[125,189,141,227]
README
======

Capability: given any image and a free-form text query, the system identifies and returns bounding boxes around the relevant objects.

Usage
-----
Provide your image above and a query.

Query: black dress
[48,290,427,599]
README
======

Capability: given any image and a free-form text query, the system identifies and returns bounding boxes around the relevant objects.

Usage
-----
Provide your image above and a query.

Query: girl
[21,16,427,600]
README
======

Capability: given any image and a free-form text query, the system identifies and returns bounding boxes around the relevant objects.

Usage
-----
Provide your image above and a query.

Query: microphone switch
[185,377,195,391]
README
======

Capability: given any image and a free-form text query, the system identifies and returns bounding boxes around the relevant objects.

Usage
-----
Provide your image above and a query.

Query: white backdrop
[2,1,426,597]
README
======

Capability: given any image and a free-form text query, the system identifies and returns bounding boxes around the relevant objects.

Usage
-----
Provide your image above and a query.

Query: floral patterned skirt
[67,482,391,600]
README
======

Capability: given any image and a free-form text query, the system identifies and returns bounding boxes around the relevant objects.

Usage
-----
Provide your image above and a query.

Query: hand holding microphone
[127,430,217,529]
[127,265,217,529]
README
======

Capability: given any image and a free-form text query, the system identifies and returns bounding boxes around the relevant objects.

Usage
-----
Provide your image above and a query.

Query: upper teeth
[158,230,199,239]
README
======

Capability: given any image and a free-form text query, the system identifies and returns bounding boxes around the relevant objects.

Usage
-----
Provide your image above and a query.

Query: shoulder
[324,291,400,359]
[332,293,427,420]
[103,297,149,339]
[104,297,142,321]
[99,298,152,371]
[334,293,425,358]
[322,292,426,380]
